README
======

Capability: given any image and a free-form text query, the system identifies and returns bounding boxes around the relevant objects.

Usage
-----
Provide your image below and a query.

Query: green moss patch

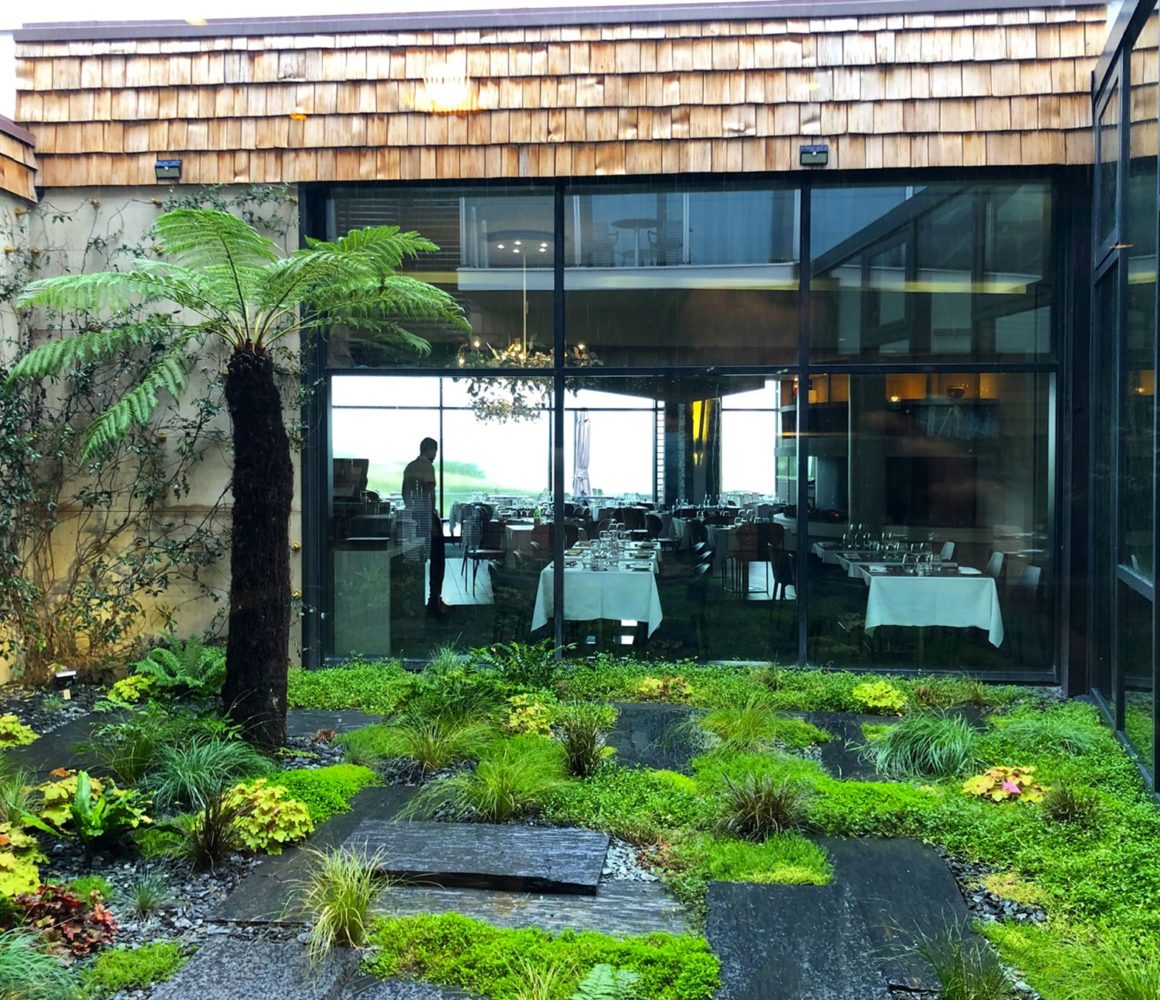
[84,941,185,998]
[287,663,414,715]
[364,913,720,1000]
[273,764,380,823]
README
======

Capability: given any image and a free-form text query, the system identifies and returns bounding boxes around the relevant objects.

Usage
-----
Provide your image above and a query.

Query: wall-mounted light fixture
[154,158,182,181]
[799,144,829,167]
[417,64,475,113]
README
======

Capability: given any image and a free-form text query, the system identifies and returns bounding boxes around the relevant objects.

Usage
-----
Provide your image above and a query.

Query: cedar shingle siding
[15,6,1106,187]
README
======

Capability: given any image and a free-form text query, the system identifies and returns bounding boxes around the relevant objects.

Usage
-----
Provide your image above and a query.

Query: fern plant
[8,208,468,748]
[131,638,226,698]
[572,964,641,999]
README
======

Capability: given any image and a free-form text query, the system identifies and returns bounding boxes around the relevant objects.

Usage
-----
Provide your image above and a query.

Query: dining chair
[1009,564,1043,660]
[983,550,1005,580]
[727,523,765,596]
[462,503,505,595]
[772,549,796,601]
[940,541,955,562]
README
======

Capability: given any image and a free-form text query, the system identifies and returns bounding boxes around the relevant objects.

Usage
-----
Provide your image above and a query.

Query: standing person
[402,437,449,617]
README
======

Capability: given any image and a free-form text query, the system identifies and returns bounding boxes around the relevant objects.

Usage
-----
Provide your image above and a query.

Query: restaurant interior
[308,176,1060,676]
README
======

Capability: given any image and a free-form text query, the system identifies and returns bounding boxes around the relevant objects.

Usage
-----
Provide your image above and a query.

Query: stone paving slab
[212,786,416,924]
[151,937,360,1000]
[7,716,106,776]
[345,821,610,895]
[288,709,383,738]
[608,701,700,773]
[706,881,892,1000]
[372,880,688,936]
[795,712,895,781]
[825,837,971,991]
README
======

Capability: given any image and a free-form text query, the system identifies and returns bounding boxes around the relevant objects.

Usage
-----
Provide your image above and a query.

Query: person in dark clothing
[402,437,448,616]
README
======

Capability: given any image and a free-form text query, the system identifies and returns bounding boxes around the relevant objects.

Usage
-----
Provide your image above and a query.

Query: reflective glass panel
[805,372,1053,671]
[811,182,1054,361]
[328,374,550,660]
[1123,10,1159,580]
[564,182,800,366]
[1119,581,1154,768]
[325,187,555,369]
[553,376,796,662]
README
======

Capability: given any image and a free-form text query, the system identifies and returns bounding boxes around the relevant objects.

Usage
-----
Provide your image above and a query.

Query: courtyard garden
[0,641,1158,999]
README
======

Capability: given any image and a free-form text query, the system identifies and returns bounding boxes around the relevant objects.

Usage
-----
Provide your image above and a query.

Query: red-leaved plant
[11,884,117,956]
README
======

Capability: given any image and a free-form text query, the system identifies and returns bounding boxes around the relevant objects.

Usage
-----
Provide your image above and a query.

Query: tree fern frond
[81,347,193,458]
[303,226,440,274]
[317,275,469,331]
[6,324,155,383]
[152,209,280,270]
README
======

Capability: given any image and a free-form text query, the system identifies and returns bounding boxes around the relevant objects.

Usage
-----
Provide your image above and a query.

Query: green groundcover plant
[83,941,186,998]
[364,913,720,1000]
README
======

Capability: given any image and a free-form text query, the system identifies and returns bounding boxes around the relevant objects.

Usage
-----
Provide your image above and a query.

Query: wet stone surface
[607,701,700,773]
[345,821,610,895]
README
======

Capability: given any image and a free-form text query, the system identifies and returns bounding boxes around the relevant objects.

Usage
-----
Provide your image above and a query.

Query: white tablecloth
[531,566,663,635]
[865,575,1004,646]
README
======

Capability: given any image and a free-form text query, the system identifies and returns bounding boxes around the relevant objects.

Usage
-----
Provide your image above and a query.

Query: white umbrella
[572,409,591,497]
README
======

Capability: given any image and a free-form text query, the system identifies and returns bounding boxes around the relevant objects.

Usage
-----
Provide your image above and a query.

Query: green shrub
[0,821,43,897]
[404,736,565,823]
[543,767,707,844]
[296,847,389,962]
[26,770,151,853]
[84,941,185,998]
[221,778,314,854]
[119,873,173,919]
[0,929,78,1000]
[915,924,1015,1000]
[404,662,505,723]
[364,913,720,1000]
[0,715,37,749]
[287,662,415,714]
[274,765,379,824]
[1041,784,1102,827]
[476,640,560,690]
[87,704,236,786]
[104,674,156,706]
[717,774,815,840]
[861,712,980,779]
[340,718,496,774]
[700,696,829,752]
[130,638,225,698]
[146,736,273,811]
[851,680,908,714]
[504,695,554,736]
[555,703,618,778]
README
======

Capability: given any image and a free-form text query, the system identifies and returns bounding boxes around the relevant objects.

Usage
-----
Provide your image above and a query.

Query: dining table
[529,543,663,635]
[861,565,1004,646]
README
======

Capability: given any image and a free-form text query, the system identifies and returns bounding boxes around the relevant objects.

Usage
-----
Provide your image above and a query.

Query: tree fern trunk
[222,345,291,749]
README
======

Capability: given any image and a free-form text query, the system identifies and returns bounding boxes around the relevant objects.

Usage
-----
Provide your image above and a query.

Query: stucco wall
[2,183,304,683]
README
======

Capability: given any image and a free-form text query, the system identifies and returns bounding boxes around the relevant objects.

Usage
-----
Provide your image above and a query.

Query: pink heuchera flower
[1002,780,1022,795]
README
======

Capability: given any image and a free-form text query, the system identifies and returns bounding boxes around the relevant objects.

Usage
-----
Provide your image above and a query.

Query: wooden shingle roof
[0,117,37,201]
[15,5,1106,188]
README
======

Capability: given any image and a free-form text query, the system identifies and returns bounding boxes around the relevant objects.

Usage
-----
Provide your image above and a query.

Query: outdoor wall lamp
[154,158,182,182]
[799,144,829,167]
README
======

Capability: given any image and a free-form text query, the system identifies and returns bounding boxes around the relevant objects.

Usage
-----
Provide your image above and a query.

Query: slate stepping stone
[824,837,972,991]
[288,708,382,738]
[372,880,688,936]
[345,821,610,895]
[7,716,105,777]
[794,712,896,781]
[211,786,416,924]
[706,882,891,1000]
[608,702,700,773]
[150,937,360,1000]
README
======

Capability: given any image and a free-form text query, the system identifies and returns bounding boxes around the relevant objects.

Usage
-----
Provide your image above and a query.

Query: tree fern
[571,965,641,1000]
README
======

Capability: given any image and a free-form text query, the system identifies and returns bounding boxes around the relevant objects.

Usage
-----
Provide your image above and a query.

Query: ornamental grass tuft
[861,711,979,780]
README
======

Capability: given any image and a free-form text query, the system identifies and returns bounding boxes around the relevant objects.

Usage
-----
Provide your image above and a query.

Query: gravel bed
[600,837,660,882]
[0,683,105,736]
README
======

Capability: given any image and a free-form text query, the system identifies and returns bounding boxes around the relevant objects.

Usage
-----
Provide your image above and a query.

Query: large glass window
[326,187,556,369]
[558,376,797,663]
[805,373,1053,671]
[564,182,800,367]
[811,182,1054,361]
[328,374,551,660]
[1098,81,1123,251]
